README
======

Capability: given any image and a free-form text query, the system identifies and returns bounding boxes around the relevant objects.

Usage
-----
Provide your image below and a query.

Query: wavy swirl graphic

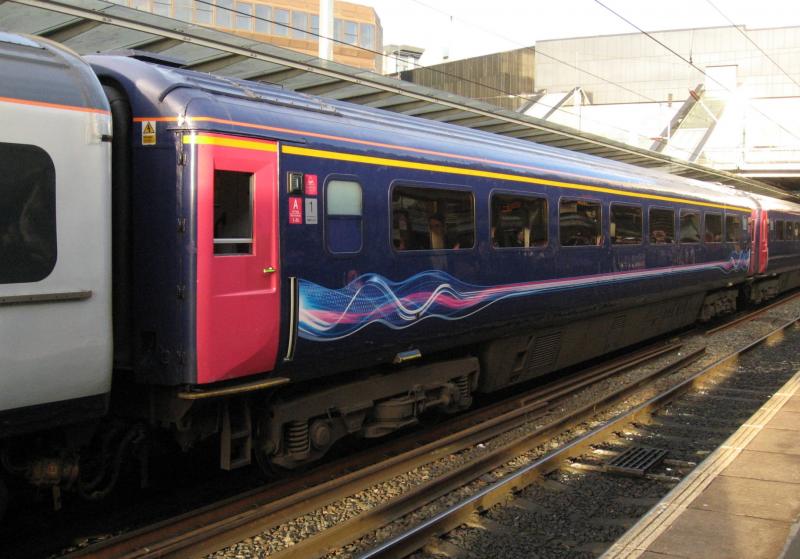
[298,251,750,342]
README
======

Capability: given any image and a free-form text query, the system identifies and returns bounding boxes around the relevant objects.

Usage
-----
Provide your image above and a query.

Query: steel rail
[357,318,800,559]
[704,290,800,336]
[267,347,706,559]
[65,343,680,559]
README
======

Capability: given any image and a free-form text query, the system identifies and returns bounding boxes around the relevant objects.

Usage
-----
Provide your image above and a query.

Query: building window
[213,170,252,255]
[392,187,474,251]
[174,0,192,21]
[725,214,743,243]
[705,212,723,242]
[310,14,319,38]
[679,210,700,243]
[131,0,149,11]
[359,23,374,49]
[610,203,642,245]
[273,8,289,36]
[0,143,57,284]
[214,0,233,27]
[491,194,547,248]
[152,0,170,16]
[291,11,308,39]
[254,4,270,33]
[235,1,252,30]
[559,199,601,246]
[326,180,363,253]
[343,20,358,45]
[195,0,212,24]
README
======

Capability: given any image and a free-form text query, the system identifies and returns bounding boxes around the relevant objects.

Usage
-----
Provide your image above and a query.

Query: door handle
[263,266,276,275]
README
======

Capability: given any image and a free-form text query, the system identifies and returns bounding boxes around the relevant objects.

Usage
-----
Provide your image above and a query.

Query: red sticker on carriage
[289,197,303,224]
[304,174,318,196]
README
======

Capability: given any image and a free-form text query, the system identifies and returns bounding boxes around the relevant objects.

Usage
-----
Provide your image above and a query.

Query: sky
[357,0,800,66]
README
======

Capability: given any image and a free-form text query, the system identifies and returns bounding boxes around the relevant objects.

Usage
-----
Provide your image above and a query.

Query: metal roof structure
[1,0,796,200]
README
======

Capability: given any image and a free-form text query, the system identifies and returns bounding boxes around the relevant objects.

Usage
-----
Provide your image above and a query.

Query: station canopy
[1,0,795,200]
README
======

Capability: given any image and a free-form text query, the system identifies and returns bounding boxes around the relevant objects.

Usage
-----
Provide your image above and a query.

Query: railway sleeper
[258,357,479,469]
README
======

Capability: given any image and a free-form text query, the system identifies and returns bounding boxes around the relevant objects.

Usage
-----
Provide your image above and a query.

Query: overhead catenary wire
[592,0,800,144]
[183,0,692,155]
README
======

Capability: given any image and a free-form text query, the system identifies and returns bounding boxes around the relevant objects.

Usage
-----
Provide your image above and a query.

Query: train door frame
[187,133,281,384]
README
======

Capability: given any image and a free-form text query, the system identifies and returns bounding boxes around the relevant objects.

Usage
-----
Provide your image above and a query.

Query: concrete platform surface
[603,370,800,559]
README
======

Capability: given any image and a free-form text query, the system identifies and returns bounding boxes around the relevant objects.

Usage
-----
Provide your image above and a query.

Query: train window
[610,204,642,245]
[705,213,723,242]
[649,208,675,244]
[725,214,744,243]
[775,220,786,241]
[559,199,601,246]
[491,194,547,248]
[0,142,56,284]
[326,180,363,253]
[392,186,474,251]
[679,210,701,243]
[213,170,253,255]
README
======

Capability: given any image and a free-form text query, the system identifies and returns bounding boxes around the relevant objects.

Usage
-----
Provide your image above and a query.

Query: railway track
[29,290,800,559]
[62,342,689,559]
[356,317,800,559]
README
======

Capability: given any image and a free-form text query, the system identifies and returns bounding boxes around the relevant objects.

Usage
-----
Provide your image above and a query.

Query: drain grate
[605,446,668,477]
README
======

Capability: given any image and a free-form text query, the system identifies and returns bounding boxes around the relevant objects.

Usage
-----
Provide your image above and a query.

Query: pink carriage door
[193,133,281,384]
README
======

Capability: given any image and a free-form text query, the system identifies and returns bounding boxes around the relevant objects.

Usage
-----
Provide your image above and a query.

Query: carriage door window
[0,142,57,283]
[326,180,362,253]
[214,170,253,254]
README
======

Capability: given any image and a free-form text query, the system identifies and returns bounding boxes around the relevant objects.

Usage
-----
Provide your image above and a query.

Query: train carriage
[2,34,800,513]
[89,53,764,468]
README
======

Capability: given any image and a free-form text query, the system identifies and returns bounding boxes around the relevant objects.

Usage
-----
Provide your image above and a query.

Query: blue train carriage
[750,193,800,300]
[0,35,112,465]
[88,53,771,469]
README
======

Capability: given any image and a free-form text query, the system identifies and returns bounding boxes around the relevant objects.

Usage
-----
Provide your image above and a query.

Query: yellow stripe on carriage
[182,134,277,152]
[281,145,752,213]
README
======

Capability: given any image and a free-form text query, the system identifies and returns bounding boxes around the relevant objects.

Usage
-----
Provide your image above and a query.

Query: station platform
[604,370,800,559]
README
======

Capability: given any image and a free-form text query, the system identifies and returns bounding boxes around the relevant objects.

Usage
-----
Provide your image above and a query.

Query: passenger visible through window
[726,214,744,243]
[213,170,253,255]
[705,213,723,242]
[679,210,700,243]
[610,204,642,245]
[0,142,57,284]
[491,194,547,248]
[559,199,601,246]
[392,187,474,251]
[649,208,675,244]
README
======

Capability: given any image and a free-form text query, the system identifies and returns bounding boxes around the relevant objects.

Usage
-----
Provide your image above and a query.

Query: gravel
[204,297,800,559]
